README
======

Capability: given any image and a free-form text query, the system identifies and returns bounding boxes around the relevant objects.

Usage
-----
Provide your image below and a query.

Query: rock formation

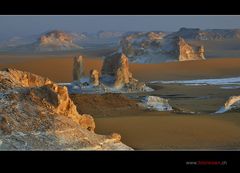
[140,96,173,111]
[100,53,153,92]
[73,56,84,81]
[178,37,205,61]
[0,68,132,150]
[35,30,81,52]
[89,69,100,86]
[113,53,132,88]
[0,68,52,91]
[120,32,206,63]
[167,27,240,40]
[215,96,240,113]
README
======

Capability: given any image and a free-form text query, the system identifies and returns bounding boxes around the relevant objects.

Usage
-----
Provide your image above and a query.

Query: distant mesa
[167,27,240,40]
[34,30,82,52]
[120,31,206,63]
[40,30,73,44]
[1,27,240,55]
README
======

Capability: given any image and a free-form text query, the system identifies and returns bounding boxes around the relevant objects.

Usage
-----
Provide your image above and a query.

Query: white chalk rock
[215,96,240,113]
[141,96,173,111]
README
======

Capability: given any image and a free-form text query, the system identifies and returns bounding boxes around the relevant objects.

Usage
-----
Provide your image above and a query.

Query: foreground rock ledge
[0,68,132,150]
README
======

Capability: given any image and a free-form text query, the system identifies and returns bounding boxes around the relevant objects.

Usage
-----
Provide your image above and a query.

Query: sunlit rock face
[40,30,73,44]
[35,30,81,51]
[89,69,100,86]
[0,68,132,150]
[178,37,205,61]
[120,31,206,63]
[101,53,153,92]
[113,53,132,89]
[0,68,53,91]
[73,56,84,81]
[101,53,133,88]
[215,96,240,114]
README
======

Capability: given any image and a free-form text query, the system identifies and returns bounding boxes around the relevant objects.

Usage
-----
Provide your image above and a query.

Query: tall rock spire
[73,55,84,81]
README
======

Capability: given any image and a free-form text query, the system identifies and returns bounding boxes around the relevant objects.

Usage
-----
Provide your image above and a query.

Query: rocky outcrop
[69,53,153,93]
[89,69,100,86]
[35,30,81,52]
[73,56,84,81]
[120,32,206,63]
[120,31,166,61]
[167,27,240,40]
[0,68,132,150]
[0,68,52,91]
[178,37,205,61]
[40,30,73,44]
[215,96,240,113]
[139,96,173,111]
[101,53,152,91]
[101,53,132,86]
[113,53,132,88]
[28,83,95,131]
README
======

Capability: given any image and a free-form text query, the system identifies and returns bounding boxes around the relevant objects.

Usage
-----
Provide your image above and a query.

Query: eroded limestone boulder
[215,96,240,113]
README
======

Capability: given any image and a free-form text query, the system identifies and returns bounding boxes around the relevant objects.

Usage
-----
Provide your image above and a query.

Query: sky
[0,15,240,40]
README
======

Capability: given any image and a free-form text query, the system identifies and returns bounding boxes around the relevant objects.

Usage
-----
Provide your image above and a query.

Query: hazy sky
[0,15,240,40]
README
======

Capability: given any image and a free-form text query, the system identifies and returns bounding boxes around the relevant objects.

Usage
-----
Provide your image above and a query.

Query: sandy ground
[95,115,240,150]
[70,84,240,150]
[1,53,240,150]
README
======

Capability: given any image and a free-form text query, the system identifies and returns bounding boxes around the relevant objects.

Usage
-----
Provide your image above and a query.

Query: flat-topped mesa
[178,37,205,61]
[73,55,84,81]
[89,69,100,86]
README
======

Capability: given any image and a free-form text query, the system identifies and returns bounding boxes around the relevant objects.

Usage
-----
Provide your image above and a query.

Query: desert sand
[95,114,240,150]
